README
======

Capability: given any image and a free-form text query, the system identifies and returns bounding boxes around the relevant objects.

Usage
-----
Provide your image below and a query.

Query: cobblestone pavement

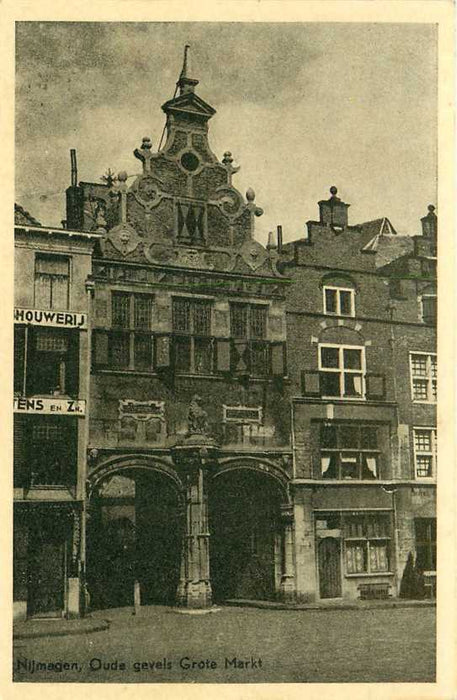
[13,604,435,683]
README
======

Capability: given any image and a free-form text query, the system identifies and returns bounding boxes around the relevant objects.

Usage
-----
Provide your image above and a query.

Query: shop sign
[13,397,86,415]
[14,308,87,329]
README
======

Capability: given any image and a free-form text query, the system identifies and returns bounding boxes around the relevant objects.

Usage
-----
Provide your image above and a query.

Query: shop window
[34,255,70,310]
[410,353,437,403]
[420,295,437,325]
[323,286,355,317]
[415,518,436,572]
[29,417,77,486]
[320,423,379,479]
[413,427,437,479]
[26,327,79,397]
[230,303,269,376]
[172,298,213,374]
[344,513,391,574]
[319,344,365,399]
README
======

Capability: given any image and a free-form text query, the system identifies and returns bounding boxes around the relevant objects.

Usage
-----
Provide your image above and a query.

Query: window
[29,417,77,486]
[34,255,70,310]
[415,518,436,572]
[413,427,437,479]
[410,353,437,403]
[344,513,391,574]
[172,298,213,374]
[230,303,269,376]
[323,286,355,317]
[320,424,379,479]
[421,295,437,325]
[110,292,153,370]
[21,327,79,397]
[319,344,365,399]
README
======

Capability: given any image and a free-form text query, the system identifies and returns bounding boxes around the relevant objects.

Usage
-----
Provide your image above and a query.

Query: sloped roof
[14,203,41,227]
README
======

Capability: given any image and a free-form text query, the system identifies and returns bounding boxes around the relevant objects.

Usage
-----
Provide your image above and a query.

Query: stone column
[174,448,212,608]
[67,508,82,618]
[279,504,296,602]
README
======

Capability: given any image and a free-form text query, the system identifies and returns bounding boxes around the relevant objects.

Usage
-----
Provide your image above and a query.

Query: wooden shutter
[301,370,321,396]
[271,342,286,376]
[216,339,231,372]
[93,330,109,367]
[155,334,171,369]
[365,373,385,400]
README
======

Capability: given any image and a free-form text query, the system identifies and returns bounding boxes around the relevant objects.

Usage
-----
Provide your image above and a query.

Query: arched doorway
[208,467,285,602]
[87,466,183,609]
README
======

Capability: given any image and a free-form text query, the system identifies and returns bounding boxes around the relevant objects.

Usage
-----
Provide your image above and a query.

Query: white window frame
[323,286,355,317]
[419,294,437,324]
[409,352,437,404]
[318,343,366,400]
[413,426,437,480]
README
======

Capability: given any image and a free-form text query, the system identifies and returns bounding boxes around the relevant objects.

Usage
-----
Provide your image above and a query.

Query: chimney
[65,149,84,230]
[318,186,350,230]
[276,225,283,253]
[421,204,437,239]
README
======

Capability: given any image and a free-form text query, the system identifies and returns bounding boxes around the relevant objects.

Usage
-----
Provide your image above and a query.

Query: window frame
[109,291,154,371]
[318,343,366,400]
[343,513,391,576]
[414,518,437,573]
[34,253,71,310]
[323,285,355,317]
[420,294,437,325]
[413,426,437,480]
[172,296,214,375]
[320,423,380,480]
[409,351,437,404]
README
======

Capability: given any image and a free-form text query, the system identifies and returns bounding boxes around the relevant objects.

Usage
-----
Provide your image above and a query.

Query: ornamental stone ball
[118,171,128,183]
[428,204,435,213]
[142,137,152,150]
[330,186,338,196]
[246,187,255,202]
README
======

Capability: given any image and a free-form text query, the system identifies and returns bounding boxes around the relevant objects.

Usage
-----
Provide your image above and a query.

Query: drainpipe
[382,485,399,596]
[81,277,95,615]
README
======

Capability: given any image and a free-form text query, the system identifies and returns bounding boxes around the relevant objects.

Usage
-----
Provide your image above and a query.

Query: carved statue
[187,394,209,436]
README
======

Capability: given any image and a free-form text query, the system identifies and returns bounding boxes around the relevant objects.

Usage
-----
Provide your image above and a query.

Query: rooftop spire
[177,44,199,95]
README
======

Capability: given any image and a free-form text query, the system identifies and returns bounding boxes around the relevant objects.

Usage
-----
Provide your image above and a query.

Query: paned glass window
[34,255,70,310]
[413,427,437,479]
[323,286,355,317]
[172,298,213,374]
[320,424,379,479]
[319,344,365,398]
[410,353,437,403]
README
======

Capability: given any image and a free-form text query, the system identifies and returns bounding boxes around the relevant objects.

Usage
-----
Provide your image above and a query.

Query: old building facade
[13,50,436,617]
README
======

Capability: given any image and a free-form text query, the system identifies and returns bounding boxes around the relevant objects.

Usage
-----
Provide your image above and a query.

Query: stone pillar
[67,508,82,618]
[279,504,296,602]
[175,451,212,608]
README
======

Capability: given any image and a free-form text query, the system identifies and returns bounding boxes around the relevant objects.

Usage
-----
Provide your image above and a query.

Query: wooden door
[28,522,66,617]
[318,537,342,599]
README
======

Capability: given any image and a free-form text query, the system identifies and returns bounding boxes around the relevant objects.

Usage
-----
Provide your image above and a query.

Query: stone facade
[13,49,437,616]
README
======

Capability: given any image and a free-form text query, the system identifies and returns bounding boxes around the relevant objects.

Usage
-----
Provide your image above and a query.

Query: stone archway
[86,458,184,610]
[208,461,294,603]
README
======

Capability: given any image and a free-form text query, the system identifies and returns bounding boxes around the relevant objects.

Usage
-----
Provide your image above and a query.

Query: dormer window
[323,286,355,317]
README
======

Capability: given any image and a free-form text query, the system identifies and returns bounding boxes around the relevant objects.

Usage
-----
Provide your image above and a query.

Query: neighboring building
[279,189,437,601]
[13,214,100,619]
[13,49,437,616]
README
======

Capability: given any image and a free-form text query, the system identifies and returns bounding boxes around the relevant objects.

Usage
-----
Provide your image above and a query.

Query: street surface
[13,605,435,683]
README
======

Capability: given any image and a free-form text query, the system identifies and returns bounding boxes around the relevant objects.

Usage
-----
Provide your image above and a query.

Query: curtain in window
[321,456,331,475]
[34,274,51,308]
[345,543,365,573]
[365,456,377,478]
[51,275,69,309]
[369,543,388,572]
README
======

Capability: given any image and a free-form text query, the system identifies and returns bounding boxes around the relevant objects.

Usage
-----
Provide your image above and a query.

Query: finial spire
[177,44,199,95]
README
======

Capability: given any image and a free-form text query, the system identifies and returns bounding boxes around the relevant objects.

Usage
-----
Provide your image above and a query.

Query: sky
[15,22,437,243]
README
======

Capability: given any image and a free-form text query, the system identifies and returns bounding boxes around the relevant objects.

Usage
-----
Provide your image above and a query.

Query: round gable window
[180,151,200,172]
